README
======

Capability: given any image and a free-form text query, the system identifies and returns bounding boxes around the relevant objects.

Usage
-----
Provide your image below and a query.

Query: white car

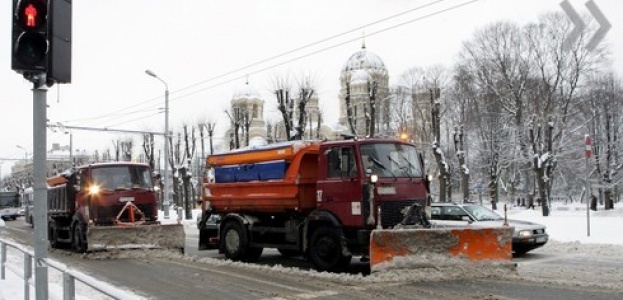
[430,202,549,255]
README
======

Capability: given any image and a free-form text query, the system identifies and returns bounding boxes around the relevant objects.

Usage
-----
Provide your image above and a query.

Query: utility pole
[585,135,592,236]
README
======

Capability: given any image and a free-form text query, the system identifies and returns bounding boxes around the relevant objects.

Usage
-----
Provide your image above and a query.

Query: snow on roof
[342,46,387,72]
[232,81,262,100]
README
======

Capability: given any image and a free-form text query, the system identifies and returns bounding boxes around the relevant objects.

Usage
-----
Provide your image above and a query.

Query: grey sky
[1,0,621,177]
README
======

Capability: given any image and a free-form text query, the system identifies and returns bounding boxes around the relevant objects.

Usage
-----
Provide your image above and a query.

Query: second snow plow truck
[46,162,184,252]
[198,139,512,272]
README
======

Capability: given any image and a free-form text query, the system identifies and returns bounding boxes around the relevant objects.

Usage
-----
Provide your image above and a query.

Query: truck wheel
[49,220,60,249]
[309,226,351,272]
[222,221,262,262]
[72,223,87,253]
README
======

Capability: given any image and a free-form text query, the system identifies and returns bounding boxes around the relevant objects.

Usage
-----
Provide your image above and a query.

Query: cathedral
[225,43,392,148]
[338,42,391,136]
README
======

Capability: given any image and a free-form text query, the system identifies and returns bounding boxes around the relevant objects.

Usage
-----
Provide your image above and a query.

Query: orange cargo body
[206,142,320,214]
[207,141,311,166]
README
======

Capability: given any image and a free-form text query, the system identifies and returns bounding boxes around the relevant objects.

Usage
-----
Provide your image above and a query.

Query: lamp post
[67,131,73,166]
[145,69,170,219]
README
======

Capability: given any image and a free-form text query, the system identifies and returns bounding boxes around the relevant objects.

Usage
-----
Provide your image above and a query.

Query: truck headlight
[88,185,100,195]
[370,174,378,183]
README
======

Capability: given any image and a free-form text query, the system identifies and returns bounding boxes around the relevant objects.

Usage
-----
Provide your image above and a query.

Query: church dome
[233,82,262,100]
[342,46,386,72]
[350,69,371,85]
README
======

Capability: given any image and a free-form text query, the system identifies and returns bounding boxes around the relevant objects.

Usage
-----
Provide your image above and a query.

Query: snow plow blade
[86,223,185,251]
[369,227,513,272]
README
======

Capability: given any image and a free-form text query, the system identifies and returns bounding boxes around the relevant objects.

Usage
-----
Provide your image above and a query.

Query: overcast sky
[1,0,621,178]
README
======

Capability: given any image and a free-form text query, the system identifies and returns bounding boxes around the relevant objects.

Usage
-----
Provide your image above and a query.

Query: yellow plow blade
[370,227,513,272]
[87,224,185,251]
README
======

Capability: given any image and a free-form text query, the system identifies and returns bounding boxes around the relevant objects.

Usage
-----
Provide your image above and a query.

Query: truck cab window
[326,147,357,178]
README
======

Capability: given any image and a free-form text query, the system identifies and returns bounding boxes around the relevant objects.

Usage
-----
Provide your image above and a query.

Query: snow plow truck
[46,162,185,252]
[198,139,512,272]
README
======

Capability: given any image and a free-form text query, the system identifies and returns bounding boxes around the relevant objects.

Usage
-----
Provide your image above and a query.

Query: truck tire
[72,223,87,253]
[49,220,60,249]
[308,226,351,272]
[222,221,263,262]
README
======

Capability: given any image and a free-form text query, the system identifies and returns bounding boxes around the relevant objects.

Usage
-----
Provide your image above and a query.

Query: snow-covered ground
[1,202,622,299]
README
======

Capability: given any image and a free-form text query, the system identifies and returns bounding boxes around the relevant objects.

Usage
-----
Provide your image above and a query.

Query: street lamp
[145,69,170,219]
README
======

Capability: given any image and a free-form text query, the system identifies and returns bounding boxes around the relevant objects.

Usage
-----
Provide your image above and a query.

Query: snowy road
[3,218,623,299]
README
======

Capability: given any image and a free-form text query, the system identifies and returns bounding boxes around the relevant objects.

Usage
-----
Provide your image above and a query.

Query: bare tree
[344,82,358,136]
[367,81,378,137]
[431,88,451,202]
[179,125,196,219]
[142,134,155,169]
[225,109,241,149]
[585,72,623,210]
[168,132,182,208]
[529,115,556,216]
[454,125,470,201]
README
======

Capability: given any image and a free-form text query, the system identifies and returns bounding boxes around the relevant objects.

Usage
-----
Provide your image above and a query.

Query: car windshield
[91,166,153,191]
[360,143,422,178]
[463,205,504,221]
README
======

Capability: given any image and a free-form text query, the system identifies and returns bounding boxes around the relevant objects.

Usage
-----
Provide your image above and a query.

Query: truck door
[317,146,363,227]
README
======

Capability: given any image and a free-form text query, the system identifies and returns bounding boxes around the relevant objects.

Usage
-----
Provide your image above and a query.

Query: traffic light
[47,0,72,83]
[12,0,49,73]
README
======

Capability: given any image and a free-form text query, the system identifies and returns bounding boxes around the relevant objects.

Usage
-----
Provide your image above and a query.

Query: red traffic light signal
[17,1,46,29]
[12,0,48,73]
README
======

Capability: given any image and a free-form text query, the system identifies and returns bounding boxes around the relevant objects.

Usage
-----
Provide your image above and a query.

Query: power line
[167,0,482,103]
[65,0,481,129]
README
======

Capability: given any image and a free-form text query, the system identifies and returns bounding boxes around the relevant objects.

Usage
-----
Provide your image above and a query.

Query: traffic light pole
[33,79,49,300]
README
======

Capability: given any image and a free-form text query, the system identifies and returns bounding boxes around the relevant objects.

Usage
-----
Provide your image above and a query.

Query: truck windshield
[360,143,422,178]
[0,192,20,208]
[91,166,153,191]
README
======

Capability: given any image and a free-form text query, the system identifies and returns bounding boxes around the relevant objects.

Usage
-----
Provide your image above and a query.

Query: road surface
[2,218,623,300]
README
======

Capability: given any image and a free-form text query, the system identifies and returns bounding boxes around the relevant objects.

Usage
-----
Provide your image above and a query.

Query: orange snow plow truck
[46,162,184,252]
[198,139,512,272]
